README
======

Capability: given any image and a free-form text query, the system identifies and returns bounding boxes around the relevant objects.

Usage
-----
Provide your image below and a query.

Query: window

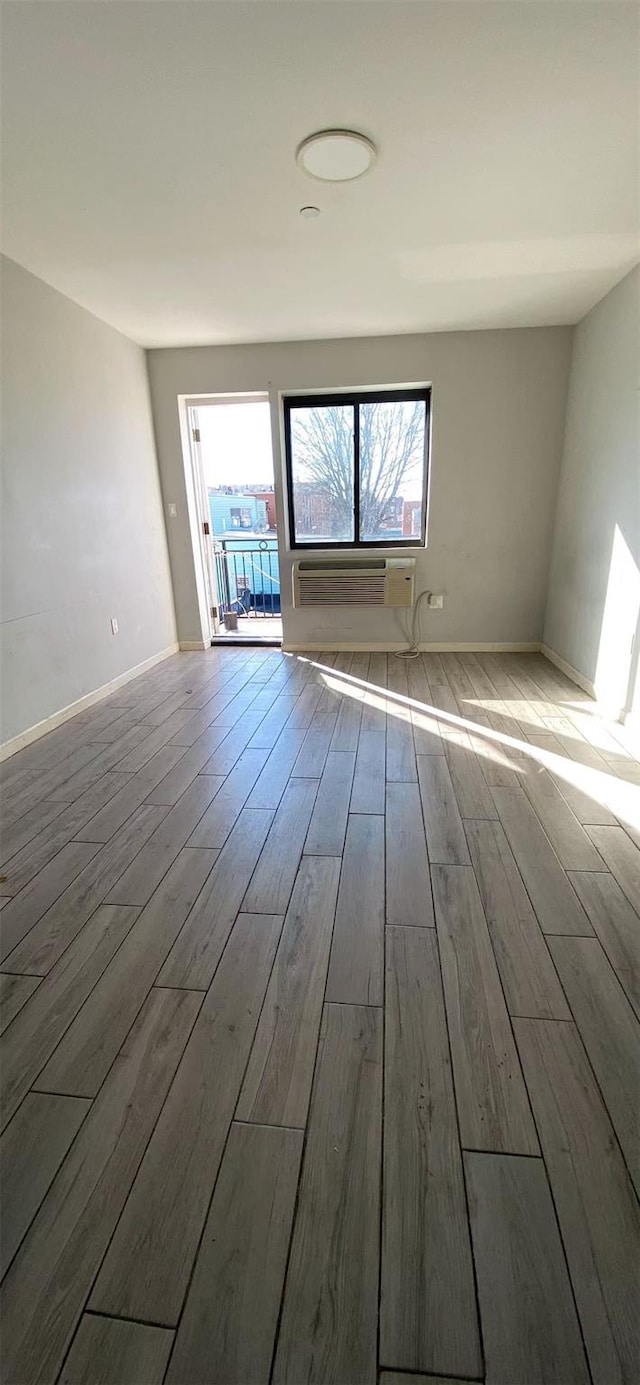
[284,388,430,548]
[230,506,253,529]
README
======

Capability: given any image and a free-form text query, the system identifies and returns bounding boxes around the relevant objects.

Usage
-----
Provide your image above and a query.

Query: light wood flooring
[1,647,639,1385]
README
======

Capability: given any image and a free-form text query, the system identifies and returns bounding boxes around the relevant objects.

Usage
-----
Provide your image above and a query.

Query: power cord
[394,588,433,660]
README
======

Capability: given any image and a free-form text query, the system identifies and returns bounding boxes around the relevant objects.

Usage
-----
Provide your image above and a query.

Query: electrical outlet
[428,594,444,609]
[110,617,119,635]
[168,503,177,518]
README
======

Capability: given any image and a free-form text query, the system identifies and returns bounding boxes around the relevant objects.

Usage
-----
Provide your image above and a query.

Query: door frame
[179,392,283,646]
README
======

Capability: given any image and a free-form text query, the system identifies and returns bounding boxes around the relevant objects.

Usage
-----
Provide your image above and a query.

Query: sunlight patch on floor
[314,660,640,836]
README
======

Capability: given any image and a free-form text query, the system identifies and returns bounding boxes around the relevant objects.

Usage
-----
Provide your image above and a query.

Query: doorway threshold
[212,615,282,646]
[212,638,282,647]
[211,619,282,648]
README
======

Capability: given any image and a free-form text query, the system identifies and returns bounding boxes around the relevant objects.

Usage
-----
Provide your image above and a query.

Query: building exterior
[246,489,277,530]
[208,490,268,535]
[292,484,342,539]
[402,499,422,537]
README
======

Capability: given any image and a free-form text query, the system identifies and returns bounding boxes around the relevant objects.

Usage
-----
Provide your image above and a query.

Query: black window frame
[283,386,431,550]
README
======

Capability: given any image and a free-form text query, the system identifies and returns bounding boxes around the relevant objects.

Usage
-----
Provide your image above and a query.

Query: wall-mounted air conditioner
[292,557,415,608]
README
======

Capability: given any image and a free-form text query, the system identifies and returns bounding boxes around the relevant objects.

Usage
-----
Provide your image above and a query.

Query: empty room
[1,3,639,1384]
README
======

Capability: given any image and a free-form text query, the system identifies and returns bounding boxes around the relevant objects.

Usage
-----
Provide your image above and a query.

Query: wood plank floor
[1,647,639,1385]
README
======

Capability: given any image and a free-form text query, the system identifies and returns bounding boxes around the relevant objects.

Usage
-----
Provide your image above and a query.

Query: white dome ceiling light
[296,129,377,182]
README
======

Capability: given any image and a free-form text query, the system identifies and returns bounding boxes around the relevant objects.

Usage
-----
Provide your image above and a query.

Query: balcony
[213,538,282,638]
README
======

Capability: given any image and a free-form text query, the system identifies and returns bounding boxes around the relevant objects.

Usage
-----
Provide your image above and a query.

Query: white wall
[1,257,177,746]
[544,267,640,718]
[147,326,572,649]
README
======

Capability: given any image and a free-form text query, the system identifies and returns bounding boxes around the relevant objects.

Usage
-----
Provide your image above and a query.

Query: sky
[197,402,274,489]
[197,397,425,504]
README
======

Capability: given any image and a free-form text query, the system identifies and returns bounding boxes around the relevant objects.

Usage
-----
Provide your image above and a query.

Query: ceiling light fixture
[299,205,321,219]
[296,129,377,182]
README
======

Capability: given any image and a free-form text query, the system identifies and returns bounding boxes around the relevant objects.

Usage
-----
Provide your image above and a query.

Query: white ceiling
[2,1,638,348]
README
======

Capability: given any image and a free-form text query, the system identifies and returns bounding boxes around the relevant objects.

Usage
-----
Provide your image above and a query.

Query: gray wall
[147,326,572,649]
[544,267,640,718]
[1,257,177,745]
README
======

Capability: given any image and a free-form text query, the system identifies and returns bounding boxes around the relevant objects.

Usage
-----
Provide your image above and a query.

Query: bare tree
[291,401,425,538]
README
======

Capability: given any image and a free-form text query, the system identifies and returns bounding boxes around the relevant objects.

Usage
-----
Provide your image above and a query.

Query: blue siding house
[208,492,280,612]
[208,491,267,535]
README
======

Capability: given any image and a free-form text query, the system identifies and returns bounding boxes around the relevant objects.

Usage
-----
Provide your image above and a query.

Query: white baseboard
[179,640,210,652]
[541,643,633,720]
[540,644,597,698]
[285,640,542,654]
[0,643,179,763]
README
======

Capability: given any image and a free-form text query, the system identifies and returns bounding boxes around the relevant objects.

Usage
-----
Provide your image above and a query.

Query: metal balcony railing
[213,539,281,620]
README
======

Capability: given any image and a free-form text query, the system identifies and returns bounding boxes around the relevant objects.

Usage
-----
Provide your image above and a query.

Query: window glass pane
[289,404,355,543]
[359,399,427,542]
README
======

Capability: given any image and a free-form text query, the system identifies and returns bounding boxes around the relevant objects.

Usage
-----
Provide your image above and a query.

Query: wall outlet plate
[428,594,444,609]
[168,502,177,518]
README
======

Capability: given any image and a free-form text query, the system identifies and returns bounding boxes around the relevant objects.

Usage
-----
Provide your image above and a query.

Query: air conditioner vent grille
[293,558,415,608]
[297,573,386,605]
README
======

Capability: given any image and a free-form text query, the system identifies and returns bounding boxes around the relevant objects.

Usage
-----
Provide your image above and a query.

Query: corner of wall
[540,266,640,715]
[540,323,576,651]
